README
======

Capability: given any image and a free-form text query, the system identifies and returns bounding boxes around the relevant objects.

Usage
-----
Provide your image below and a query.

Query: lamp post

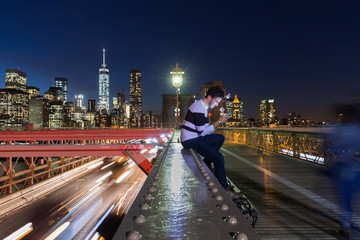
[170,63,184,129]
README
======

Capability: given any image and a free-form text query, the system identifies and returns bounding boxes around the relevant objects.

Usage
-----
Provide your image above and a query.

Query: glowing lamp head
[172,75,182,87]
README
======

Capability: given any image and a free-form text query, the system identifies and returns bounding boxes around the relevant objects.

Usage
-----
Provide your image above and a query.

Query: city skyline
[1,1,360,122]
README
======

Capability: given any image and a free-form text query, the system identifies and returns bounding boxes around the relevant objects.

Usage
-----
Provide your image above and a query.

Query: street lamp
[170,63,184,128]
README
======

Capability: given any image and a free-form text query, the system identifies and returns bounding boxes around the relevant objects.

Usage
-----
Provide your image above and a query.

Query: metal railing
[0,156,96,196]
[0,129,172,197]
[217,127,331,164]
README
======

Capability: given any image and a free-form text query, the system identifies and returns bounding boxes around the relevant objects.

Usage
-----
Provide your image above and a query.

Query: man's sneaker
[226,188,243,200]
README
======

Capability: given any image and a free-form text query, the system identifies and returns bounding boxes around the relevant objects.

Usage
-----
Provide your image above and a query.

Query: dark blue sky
[1,1,360,122]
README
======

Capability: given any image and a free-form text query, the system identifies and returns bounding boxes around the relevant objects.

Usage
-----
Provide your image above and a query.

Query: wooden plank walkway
[223,142,360,239]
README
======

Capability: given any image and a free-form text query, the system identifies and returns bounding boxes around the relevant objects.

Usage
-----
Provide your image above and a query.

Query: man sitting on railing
[180,86,242,199]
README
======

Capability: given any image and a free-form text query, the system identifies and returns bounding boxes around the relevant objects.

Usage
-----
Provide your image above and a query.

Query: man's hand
[213,114,230,129]
[218,114,230,124]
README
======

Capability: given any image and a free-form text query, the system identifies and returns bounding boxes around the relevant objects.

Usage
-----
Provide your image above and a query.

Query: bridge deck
[113,131,259,240]
[223,142,360,239]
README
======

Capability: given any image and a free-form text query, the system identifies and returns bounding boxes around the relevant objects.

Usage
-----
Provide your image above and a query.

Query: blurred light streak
[90,232,100,240]
[44,221,70,240]
[96,171,113,183]
[117,156,125,163]
[115,170,130,183]
[101,161,115,170]
[54,191,86,214]
[88,182,102,192]
[141,149,147,154]
[4,222,33,240]
[149,146,158,154]
[280,150,324,163]
[67,188,99,213]
[84,205,115,240]
[117,196,132,216]
[128,160,135,167]
[88,161,104,170]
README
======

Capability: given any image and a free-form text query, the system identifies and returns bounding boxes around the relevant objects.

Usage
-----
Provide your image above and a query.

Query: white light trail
[84,205,115,240]
[101,161,115,170]
[4,222,33,240]
[44,221,70,240]
[115,170,130,183]
[96,171,113,183]
[90,232,100,240]
[88,161,103,170]
[88,182,102,192]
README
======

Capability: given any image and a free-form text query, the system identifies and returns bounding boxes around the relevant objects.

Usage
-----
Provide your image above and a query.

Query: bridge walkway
[222,142,360,239]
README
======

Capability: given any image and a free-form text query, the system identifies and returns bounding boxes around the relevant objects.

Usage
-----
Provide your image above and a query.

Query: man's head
[205,86,224,109]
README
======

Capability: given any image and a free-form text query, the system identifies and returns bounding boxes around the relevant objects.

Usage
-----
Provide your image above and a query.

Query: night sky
[1,1,360,122]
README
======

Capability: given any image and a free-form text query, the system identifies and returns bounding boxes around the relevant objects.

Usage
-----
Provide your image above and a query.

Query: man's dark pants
[181,134,228,189]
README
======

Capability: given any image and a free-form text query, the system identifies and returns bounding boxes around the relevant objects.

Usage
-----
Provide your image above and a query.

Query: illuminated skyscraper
[232,94,243,121]
[129,70,142,128]
[45,87,62,102]
[0,89,29,127]
[112,97,118,109]
[260,99,276,125]
[2,69,29,127]
[26,86,40,99]
[88,99,96,112]
[55,77,68,102]
[5,69,27,91]
[98,48,110,113]
[75,94,84,110]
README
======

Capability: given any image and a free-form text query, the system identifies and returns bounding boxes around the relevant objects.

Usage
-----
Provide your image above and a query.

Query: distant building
[95,112,110,128]
[45,87,62,102]
[44,91,56,102]
[113,97,119,110]
[29,96,49,127]
[63,101,75,127]
[0,88,29,127]
[129,69,142,128]
[98,48,110,113]
[5,69,27,91]
[162,94,196,128]
[27,86,40,99]
[225,94,233,115]
[75,94,84,110]
[111,92,127,128]
[88,99,96,112]
[73,110,84,127]
[260,99,276,125]
[117,92,126,127]
[85,112,96,127]
[232,94,243,121]
[55,77,68,102]
[49,101,63,128]
[142,111,160,128]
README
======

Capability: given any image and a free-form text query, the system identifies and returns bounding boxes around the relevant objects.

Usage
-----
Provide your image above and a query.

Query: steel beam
[0,144,157,157]
[0,129,172,142]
